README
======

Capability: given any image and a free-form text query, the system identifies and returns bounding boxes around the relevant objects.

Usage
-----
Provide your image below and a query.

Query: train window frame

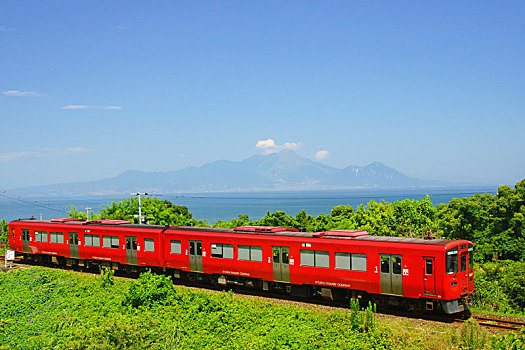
[144,238,155,252]
[335,252,351,270]
[460,254,467,272]
[468,245,474,270]
[50,232,64,244]
[381,256,390,273]
[446,247,459,274]
[84,234,100,247]
[238,245,263,262]
[211,243,234,259]
[22,229,29,241]
[351,254,367,272]
[426,259,433,275]
[34,231,48,243]
[102,235,119,249]
[300,249,330,268]
[392,256,402,275]
[170,240,181,254]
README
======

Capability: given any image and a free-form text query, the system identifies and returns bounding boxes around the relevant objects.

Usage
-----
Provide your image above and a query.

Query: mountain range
[16,150,442,196]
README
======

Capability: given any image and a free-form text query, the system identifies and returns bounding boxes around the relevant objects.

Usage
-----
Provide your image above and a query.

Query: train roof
[11,218,463,247]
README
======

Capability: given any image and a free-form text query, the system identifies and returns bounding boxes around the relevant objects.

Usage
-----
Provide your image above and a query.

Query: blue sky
[1,1,524,188]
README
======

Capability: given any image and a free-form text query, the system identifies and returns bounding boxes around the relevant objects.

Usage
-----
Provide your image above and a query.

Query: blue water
[0,187,498,224]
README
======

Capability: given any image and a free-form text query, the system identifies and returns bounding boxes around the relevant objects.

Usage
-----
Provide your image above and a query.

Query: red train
[9,218,473,314]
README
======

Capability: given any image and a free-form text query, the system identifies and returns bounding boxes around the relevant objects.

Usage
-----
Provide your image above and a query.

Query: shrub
[123,270,175,308]
[459,318,488,350]
[99,267,114,288]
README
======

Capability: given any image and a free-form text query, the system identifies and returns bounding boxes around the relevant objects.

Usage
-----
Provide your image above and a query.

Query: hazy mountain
[16,150,441,196]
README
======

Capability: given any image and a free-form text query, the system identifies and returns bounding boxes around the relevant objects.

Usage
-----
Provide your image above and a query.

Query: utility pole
[85,206,91,220]
[131,193,148,224]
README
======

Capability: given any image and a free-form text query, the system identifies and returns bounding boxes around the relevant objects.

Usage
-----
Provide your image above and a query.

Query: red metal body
[8,219,474,313]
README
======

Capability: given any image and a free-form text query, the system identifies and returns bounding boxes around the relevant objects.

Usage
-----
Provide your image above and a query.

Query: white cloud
[62,105,91,110]
[64,147,93,154]
[256,139,277,150]
[2,90,43,97]
[283,142,300,150]
[62,105,122,110]
[0,151,32,161]
[0,25,16,32]
[256,139,302,153]
[315,150,330,160]
[0,147,94,161]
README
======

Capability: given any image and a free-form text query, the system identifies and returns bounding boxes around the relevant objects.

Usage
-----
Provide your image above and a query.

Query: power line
[0,192,67,215]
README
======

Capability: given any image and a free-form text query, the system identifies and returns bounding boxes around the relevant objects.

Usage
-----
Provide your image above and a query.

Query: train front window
[460,254,467,272]
[446,247,458,274]
[468,245,474,269]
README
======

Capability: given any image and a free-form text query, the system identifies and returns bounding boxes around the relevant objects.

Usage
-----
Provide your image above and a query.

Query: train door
[22,229,30,253]
[468,245,474,292]
[459,251,468,294]
[423,257,436,296]
[126,236,138,265]
[272,246,290,283]
[380,254,403,295]
[189,240,203,272]
[69,232,79,259]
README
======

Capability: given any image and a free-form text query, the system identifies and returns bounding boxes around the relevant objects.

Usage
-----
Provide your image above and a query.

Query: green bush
[99,267,114,288]
[123,270,176,308]
[459,318,488,350]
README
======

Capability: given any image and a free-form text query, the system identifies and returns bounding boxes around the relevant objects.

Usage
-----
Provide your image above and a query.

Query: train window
[252,246,263,262]
[196,242,202,256]
[381,256,390,273]
[282,249,290,264]
[85,234,100,247]
[351,254,367,272]
[211,243,233,259]
[426,259,433,275]
[12,229,15,239]
[170,240,181,254]
[273,248,280,263]
[238,246,250,260]
[238,246,263,262]
[300,250,329,268]
[300,250,315,267]
[460,244,467,250]
[103,235,119,249]
[392,257,402,274]
[468,245,474,269]
[189,242,195,255]
[69,233,78,245]
[35,231,48,243]
[22,229,29,240]
[316,251,329,268]
[50,232,64,244]
[144,239,155,252]
[335,252,351,270]
[460,254,467,272]
[446,247,458,274]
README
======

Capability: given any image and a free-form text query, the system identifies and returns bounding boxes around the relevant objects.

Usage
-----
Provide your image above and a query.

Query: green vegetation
[0,267,396,349]
[68,196,205,226]
[0,267,521,349]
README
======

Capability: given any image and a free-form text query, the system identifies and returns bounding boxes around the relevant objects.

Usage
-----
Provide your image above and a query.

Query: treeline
[67,179,525,264]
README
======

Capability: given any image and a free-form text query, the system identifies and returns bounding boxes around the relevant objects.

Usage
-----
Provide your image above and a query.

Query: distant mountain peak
[16,152,440,196]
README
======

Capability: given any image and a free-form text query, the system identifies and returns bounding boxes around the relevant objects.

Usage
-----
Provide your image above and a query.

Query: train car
[8,218,473,314]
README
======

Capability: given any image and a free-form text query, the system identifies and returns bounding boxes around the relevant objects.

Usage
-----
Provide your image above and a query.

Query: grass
[0,267,522,349]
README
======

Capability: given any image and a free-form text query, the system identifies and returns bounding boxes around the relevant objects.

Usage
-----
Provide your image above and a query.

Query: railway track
[2,255,524,332]
[470,315,525,332]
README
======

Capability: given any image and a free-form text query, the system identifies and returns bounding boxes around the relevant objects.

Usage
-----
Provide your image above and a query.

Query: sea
[0,187,498,224]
